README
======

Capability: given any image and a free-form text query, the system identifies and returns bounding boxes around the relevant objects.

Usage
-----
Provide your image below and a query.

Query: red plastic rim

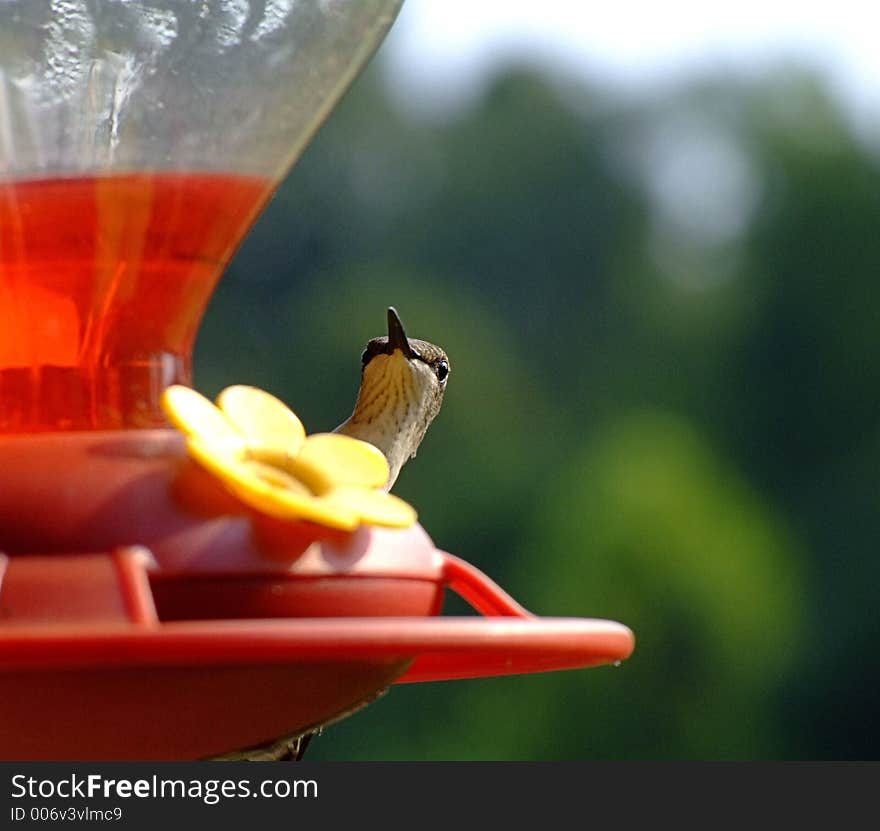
[0,616,634,682]
[0,534,635,759]
[0,548,634,681]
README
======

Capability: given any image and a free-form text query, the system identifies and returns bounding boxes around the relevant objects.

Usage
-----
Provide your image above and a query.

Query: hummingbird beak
[387,307,414,359]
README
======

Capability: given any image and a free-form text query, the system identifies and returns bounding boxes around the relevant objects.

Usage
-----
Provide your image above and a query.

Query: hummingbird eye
[435,360,449,383]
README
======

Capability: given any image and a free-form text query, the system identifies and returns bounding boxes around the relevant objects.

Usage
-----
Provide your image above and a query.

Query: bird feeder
[0,1,634,760]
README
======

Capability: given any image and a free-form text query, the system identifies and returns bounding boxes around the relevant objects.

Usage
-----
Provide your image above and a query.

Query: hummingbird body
[335,308,449,490]
[213,308,449,761]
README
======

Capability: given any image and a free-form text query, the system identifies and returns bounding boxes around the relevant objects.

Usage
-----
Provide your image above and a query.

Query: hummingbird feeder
[0,1,634,760]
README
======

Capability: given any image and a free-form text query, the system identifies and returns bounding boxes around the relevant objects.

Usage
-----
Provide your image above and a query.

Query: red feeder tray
[0,430,634,760]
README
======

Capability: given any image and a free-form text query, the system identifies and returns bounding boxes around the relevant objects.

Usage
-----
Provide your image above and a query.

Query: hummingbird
[212,307,449,761]
[335,306,450,490]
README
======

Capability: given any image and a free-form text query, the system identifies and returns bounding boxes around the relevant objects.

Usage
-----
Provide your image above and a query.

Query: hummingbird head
[337,307,450,490]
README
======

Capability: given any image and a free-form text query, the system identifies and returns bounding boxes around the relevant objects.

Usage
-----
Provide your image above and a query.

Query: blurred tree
[507,411,804,759]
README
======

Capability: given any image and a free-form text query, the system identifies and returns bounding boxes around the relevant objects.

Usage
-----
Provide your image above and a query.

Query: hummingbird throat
[341,350,439,489]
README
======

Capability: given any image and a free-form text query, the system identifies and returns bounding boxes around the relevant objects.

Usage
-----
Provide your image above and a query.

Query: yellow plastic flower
[161,384,417,531]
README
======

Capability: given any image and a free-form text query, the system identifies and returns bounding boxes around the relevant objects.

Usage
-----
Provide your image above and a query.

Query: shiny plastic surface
[0,431,634,759]
[0,546,634,760]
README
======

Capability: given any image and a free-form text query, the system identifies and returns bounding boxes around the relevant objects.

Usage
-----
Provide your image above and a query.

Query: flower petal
[324,485,418,528]
[187,439,359,531]
[169,384,413,533]
[162,385,245,451]
[291,433,390,493]
[260,487,360,531]
[242,459,311,495]
[217,385,306,455]
[186,437,253,487]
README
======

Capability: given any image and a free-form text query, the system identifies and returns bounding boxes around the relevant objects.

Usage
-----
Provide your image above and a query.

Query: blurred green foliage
[195,57,880,759]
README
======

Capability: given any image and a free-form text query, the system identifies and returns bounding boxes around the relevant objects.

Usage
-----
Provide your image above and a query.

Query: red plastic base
[0,620,632,761]
[0,431,635,760]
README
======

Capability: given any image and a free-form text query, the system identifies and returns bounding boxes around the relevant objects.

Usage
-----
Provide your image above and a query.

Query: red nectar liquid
[0,173,272,432]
